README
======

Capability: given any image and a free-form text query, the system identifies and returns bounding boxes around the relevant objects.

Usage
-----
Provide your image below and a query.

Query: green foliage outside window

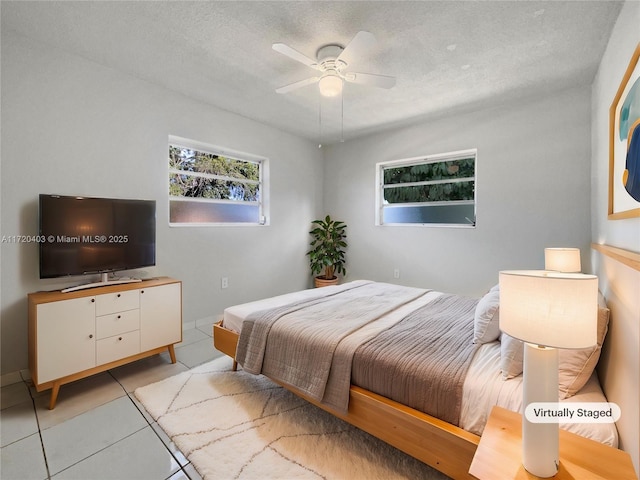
[383,157,475,204]
[169,146,259,201]
[385,182,474,203]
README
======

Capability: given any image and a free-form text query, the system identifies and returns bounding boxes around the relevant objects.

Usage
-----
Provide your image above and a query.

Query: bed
[213,280,617,479]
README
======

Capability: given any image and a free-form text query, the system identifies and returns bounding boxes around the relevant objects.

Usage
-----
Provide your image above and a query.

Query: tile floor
[0,320,224,480]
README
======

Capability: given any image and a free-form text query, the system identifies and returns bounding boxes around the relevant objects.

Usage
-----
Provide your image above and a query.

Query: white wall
[590,1,640,473]
[323,86,593,296]
[2,12,638,471]
[0,32,324,374]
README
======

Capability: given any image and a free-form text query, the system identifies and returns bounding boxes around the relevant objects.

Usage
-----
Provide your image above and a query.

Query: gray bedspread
[351,293,479,425]
[236,281,428,403]
[236,280,371,376]
[236,282,479,424]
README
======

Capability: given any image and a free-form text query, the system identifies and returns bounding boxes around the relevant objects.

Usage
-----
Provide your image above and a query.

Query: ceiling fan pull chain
[318,96,323,148]
[341,89,344,143]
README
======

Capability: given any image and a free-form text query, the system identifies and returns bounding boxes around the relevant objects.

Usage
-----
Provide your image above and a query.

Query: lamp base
[523,343,559,478]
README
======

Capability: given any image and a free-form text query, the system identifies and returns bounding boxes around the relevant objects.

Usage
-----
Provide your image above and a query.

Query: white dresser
[28,277,182,408]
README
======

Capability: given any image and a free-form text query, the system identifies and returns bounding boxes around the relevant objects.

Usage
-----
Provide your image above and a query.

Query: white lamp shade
[318,74,343,97]
[499,270,598,349]
[544,247,581,272]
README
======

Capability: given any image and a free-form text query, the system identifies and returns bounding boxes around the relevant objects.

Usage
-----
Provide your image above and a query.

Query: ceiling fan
[273,31,396,97]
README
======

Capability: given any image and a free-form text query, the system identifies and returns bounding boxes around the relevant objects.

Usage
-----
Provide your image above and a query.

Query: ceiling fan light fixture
[318,74,343,97]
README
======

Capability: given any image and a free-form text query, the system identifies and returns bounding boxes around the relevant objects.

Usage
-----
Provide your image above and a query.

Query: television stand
[61,278,142,293]
[29,277,182,409]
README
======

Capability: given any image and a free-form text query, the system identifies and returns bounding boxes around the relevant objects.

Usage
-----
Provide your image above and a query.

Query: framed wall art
[609,43,640,219]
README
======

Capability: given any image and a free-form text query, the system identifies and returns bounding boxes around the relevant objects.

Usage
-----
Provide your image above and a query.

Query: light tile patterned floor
[0,321,223,480]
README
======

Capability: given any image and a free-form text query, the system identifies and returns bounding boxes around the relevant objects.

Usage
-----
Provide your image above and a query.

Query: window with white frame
[168,137,267,225]
[376,149,476,226]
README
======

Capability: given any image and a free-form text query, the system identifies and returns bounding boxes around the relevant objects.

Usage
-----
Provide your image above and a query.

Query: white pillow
[473,285,500,344]
[500,294,610,389]
[558,295,610,398]
[500,332,524,380]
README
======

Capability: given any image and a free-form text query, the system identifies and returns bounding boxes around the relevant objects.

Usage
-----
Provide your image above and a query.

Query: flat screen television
[39,194,156,280]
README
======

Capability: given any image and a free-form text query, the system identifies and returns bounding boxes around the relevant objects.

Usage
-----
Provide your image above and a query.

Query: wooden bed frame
[213,321,480,480]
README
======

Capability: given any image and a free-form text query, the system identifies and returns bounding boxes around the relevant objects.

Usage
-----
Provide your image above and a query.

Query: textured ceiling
[2,1,623,145]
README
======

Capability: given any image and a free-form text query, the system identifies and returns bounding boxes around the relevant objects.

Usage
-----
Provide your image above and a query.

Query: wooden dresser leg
[49,382,61,410]
[232,359,238,371]
[167,344,177,364]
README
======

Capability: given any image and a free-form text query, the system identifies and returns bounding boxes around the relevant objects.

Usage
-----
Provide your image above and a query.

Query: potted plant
[307,215,347,287]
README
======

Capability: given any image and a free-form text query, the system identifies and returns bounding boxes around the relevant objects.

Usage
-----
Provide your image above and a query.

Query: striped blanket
[236,281,479,424]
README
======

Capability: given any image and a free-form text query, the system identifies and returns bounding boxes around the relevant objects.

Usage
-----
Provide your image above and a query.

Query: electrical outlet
[221,277,229,289]
[393,268,400,279]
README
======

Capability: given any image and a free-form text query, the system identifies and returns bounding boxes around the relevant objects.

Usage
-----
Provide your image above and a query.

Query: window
[376,149,476,227]
[168,137,267,225]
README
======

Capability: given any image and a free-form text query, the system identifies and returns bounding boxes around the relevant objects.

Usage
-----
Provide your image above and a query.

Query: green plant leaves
[306,215,347,279]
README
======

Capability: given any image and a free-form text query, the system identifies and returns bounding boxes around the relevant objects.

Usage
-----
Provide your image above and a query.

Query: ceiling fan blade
[336,31,376,66]
[275,76,320,94]
[272,43,319,69]
[344,72,396,89]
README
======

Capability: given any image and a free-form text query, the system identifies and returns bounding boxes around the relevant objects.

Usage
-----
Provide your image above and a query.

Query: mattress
[222,282,619,447]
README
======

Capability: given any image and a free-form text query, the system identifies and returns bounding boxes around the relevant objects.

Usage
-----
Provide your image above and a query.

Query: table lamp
[499,270,598,477]
[544,247,581,272]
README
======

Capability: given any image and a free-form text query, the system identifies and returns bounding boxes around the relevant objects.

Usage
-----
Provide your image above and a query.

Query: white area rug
[135,356,450,480]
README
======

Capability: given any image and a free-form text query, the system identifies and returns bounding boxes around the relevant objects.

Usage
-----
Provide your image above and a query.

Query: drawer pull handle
[117,294,121,298]
[117,315,121,319]
[91,299,95,303]
[141,290,144,294]
[89,334,93,339]
[118,337,123,341]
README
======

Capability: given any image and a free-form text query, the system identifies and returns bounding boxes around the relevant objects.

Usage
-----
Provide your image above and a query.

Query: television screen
[39,194,156,279]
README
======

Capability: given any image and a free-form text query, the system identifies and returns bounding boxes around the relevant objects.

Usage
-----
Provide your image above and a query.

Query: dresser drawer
[96,290,140,316]
[96,330,140,365]
[96,309,139,340]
